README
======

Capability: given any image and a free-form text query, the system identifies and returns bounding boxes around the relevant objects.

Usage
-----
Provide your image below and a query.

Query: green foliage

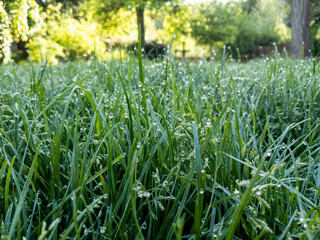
[36,0,83,9]
[95,7,136,41]
[0,0,42,63]
[26,3,106,64]
[26,37,65,65]
[0,0,296,63]
[89,0,182,23]
[191,1,282,55]
[311,22,320,56]
[191,2,238,48]
[88,0,183,46]
[147,4,192,43]
[311,0,320,56]
[0,2,11,63]
[311,0,320,23]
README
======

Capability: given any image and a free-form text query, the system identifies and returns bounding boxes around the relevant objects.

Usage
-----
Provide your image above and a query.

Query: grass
[1,51,320,239]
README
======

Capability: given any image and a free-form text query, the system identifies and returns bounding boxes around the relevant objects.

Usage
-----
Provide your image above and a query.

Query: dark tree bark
[291,0,311,58]
[136,7,146,48]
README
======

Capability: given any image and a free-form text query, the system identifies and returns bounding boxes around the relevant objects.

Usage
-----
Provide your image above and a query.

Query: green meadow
[1,51,320,239]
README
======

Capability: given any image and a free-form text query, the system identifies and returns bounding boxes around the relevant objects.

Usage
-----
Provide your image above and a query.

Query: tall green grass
[1,52,320,239]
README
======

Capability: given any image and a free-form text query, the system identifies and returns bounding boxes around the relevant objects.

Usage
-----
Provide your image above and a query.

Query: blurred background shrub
[127,41,168,59]
[26,3,107,64]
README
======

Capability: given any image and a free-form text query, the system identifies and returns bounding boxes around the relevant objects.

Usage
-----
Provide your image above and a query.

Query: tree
[190,1,281,55]
[94,0,181,48]
[190,2,238,51]
[291,0,310,58]
[0,0,42,63]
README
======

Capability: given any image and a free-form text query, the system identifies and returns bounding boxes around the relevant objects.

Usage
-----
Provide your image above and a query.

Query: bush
[311,21,320,56]
[232,12,279,55]
[191,1,281,55]
[127,41,168,59]
[26,37,65,65]
[26,3,106,64]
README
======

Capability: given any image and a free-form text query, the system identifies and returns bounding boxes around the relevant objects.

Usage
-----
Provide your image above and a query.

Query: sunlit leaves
[0,0,42,63]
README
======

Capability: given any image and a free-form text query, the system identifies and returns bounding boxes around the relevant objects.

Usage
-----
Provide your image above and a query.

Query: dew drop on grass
[138,190,151,198]
[133,181,142,191]
[163,180,168,187]
[142,221,147,229]
[100,227,106,234]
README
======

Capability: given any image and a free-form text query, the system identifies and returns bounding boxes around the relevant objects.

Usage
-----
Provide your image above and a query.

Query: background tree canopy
[0,0,320,64]
[0,0,42,63]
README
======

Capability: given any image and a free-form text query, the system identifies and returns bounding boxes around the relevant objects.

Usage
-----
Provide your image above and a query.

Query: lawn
[1,53,320,239]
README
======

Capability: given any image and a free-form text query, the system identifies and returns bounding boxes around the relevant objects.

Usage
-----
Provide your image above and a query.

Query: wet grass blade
[8,148,39,239]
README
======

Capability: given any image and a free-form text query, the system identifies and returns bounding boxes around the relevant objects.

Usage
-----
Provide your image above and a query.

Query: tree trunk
[291,0,311,58]
[136,7,145,48]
